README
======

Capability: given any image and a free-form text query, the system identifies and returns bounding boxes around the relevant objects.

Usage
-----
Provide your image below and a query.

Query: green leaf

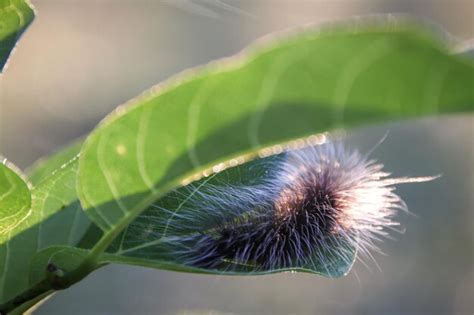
[26,139,102,250]
[0,161,31,302]
[0,0,35,72]
[0,160,30,244]
[0,157,90,304]
[29,246,90,287]
[77,20,474,276]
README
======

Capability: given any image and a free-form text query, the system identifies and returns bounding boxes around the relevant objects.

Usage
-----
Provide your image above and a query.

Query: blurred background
[0,0,473,314]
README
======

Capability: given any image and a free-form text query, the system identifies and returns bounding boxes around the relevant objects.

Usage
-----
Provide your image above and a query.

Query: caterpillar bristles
[150,141,436,276]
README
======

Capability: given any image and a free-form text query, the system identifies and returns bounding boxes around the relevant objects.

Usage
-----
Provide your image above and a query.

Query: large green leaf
[0,0,34,72]
[76,20,474,276]
[0,157,90,305]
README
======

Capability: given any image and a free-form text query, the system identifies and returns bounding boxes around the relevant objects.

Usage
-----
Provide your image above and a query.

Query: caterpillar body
[125,140,435,276]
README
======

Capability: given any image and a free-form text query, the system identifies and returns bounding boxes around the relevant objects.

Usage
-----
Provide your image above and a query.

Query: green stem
[0,280,53,315]
[10,290,53,315]
[53,211,143,289]
[60,190,169,285]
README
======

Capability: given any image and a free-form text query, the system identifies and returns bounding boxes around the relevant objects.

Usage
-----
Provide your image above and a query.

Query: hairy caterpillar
[121,140,436,276]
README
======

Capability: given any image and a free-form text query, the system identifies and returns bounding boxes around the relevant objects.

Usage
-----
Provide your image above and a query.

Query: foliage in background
[0,0,34,72]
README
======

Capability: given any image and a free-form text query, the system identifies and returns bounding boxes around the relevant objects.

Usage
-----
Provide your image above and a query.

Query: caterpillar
[125,140,436,276]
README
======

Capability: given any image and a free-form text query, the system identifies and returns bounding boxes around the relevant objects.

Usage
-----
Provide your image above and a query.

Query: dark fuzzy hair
[115,140,435,276]
[158,141,435,274]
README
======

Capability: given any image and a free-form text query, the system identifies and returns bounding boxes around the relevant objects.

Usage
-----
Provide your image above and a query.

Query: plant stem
[10,290,53,315]
[0,281,53,315]
[58,191,168,286]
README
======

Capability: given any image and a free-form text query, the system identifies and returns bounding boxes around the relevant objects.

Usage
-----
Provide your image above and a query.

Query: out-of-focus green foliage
[0,0,34,72]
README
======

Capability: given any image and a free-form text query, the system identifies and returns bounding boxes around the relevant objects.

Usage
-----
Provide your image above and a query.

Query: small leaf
[0,161,32,302]
[0,0,35,72]
[0,161,31,244]
[0,157,91,304]
[29,246,90,287]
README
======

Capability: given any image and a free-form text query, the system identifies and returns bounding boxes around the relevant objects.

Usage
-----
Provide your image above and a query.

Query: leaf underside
[76,20,473,276]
